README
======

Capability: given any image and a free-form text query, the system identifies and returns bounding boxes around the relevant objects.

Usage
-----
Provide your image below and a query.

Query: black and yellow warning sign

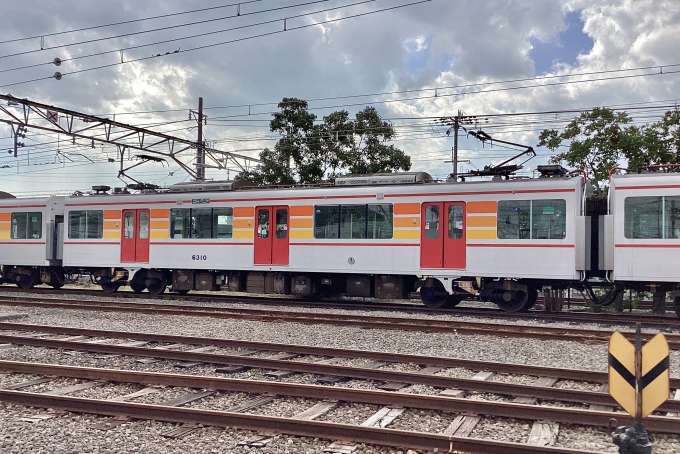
[609,327,670,419]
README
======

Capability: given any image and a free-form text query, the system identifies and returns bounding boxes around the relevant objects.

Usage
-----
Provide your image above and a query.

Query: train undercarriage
[2,265,679,316]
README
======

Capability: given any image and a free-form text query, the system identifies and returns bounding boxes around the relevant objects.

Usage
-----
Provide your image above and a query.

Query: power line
[0,0,267,45]
[0,0,337,61]
[0,0,431,88]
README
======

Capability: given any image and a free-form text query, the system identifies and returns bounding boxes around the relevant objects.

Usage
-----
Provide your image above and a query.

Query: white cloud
[0,0,679,192]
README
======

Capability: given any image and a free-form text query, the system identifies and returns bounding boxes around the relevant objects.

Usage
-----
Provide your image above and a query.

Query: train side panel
[0,197,56,267]
[611,173,680,283]
[59,177,585,282]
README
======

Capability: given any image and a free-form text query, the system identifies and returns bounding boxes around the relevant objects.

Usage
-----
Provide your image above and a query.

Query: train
[1,165,679,315]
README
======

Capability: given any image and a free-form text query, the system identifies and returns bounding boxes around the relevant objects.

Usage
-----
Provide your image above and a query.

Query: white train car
[49,171,587,311]
[0,193,65,288]
[608,173,680,285]
[7,169,680,314]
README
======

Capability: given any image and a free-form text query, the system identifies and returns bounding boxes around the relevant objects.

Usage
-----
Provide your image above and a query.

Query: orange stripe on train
[467,215,497,228]
[467,201,497,214]
[103,210,121,220]
[393,203,420,215]
[233,206,255,217]
[290,205,313,217]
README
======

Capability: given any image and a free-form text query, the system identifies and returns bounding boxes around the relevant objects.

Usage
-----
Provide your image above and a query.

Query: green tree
[238,98,411,185]
[623,109,680,172]
[342,106,411,175]
[538,107,633,194]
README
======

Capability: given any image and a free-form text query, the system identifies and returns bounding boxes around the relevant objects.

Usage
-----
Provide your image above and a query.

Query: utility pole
[451,110,461,179]
[440,111,486,180]
[196,97,205,181]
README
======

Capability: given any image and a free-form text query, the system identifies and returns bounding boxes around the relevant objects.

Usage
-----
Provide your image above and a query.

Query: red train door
[420,202,466,269]
[254,206,289,265]
[421,203,444,268]
[121,209,150,263]
[443,202,466,269]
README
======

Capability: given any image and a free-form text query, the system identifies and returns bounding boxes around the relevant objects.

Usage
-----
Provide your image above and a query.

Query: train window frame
[367,204,393,239]
[275,208,288,239]
[170,208,191,239]
[314,206,340,238]
[11,212,42,239]
[170,207,235,239]
[340,205,367,239]
[314,204,393,239]
[213,208,233,239]
[497,199,566,240]
[192,208,212,239]
[448,205,463,239]
[67,210,103,239]
[624,196,680,239]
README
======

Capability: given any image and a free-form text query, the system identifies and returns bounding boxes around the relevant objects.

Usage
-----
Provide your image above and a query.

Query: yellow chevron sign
[608,330,670,419]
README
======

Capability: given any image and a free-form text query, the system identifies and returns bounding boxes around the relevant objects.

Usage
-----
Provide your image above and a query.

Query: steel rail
[1,334,680,413]
[2,360,679,436]
[0,287,673,326]
[3,322,679,388]
[1,297,679,348]
[0,389,608,454]
[0,360,615,416]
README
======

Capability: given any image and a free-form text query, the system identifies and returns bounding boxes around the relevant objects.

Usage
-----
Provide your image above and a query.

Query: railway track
[2,330,679,452]
[0,285,675,327]
[1,296,679,349]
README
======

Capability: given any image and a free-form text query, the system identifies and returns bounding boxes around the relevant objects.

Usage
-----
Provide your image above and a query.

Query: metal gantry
[0,94,259,184]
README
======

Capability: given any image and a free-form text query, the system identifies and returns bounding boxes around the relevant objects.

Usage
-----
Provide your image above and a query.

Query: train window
[68,210,103,239]
[368,204,393,239]
[124,212,134,239]
[170,208,191,238]
[448,205,463,239]
[257,208,269,239]
[314,206,340,238]
[340,205,367,239]
[11,212,42,239]
[532,200,566,239]
[424,205,440,239]
[172,208,236,239]
[139,211,149,239]
[213,208,233,239]
[192,209,212,239]
[666,197,680,239]
[315,204,394,239]
[276,208,288,239]
[497,200,565,239]
[624,196,680,239]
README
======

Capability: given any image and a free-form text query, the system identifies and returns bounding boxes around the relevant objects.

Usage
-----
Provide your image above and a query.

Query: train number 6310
[191,255,207,261]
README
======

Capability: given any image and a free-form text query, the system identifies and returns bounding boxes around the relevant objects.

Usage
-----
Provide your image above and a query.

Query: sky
[0,0,679,196]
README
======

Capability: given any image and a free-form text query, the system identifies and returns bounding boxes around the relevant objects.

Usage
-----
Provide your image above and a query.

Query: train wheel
[494,290,528,312]
[130,281,145,294]
[176,290,190,295]
[674,296,680,318]
[130,270,146,294]
[520,287,538,312]
[16,275,35,290]
[420,280,448,308]
[49,271,66,289]
[146,277,167,295]
[445,295,466,308]
[100,280,120,293]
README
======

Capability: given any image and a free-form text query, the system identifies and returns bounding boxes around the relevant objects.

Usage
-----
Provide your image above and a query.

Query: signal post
[609,323,670,453]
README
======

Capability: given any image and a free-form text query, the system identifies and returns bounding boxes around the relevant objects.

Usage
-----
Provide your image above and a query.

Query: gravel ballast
[1,289,679,453]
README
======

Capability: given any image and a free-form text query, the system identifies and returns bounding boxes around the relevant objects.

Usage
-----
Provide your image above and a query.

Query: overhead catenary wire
[0,0,338,61]
[0,0,268,45]
[0,0,432,88]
